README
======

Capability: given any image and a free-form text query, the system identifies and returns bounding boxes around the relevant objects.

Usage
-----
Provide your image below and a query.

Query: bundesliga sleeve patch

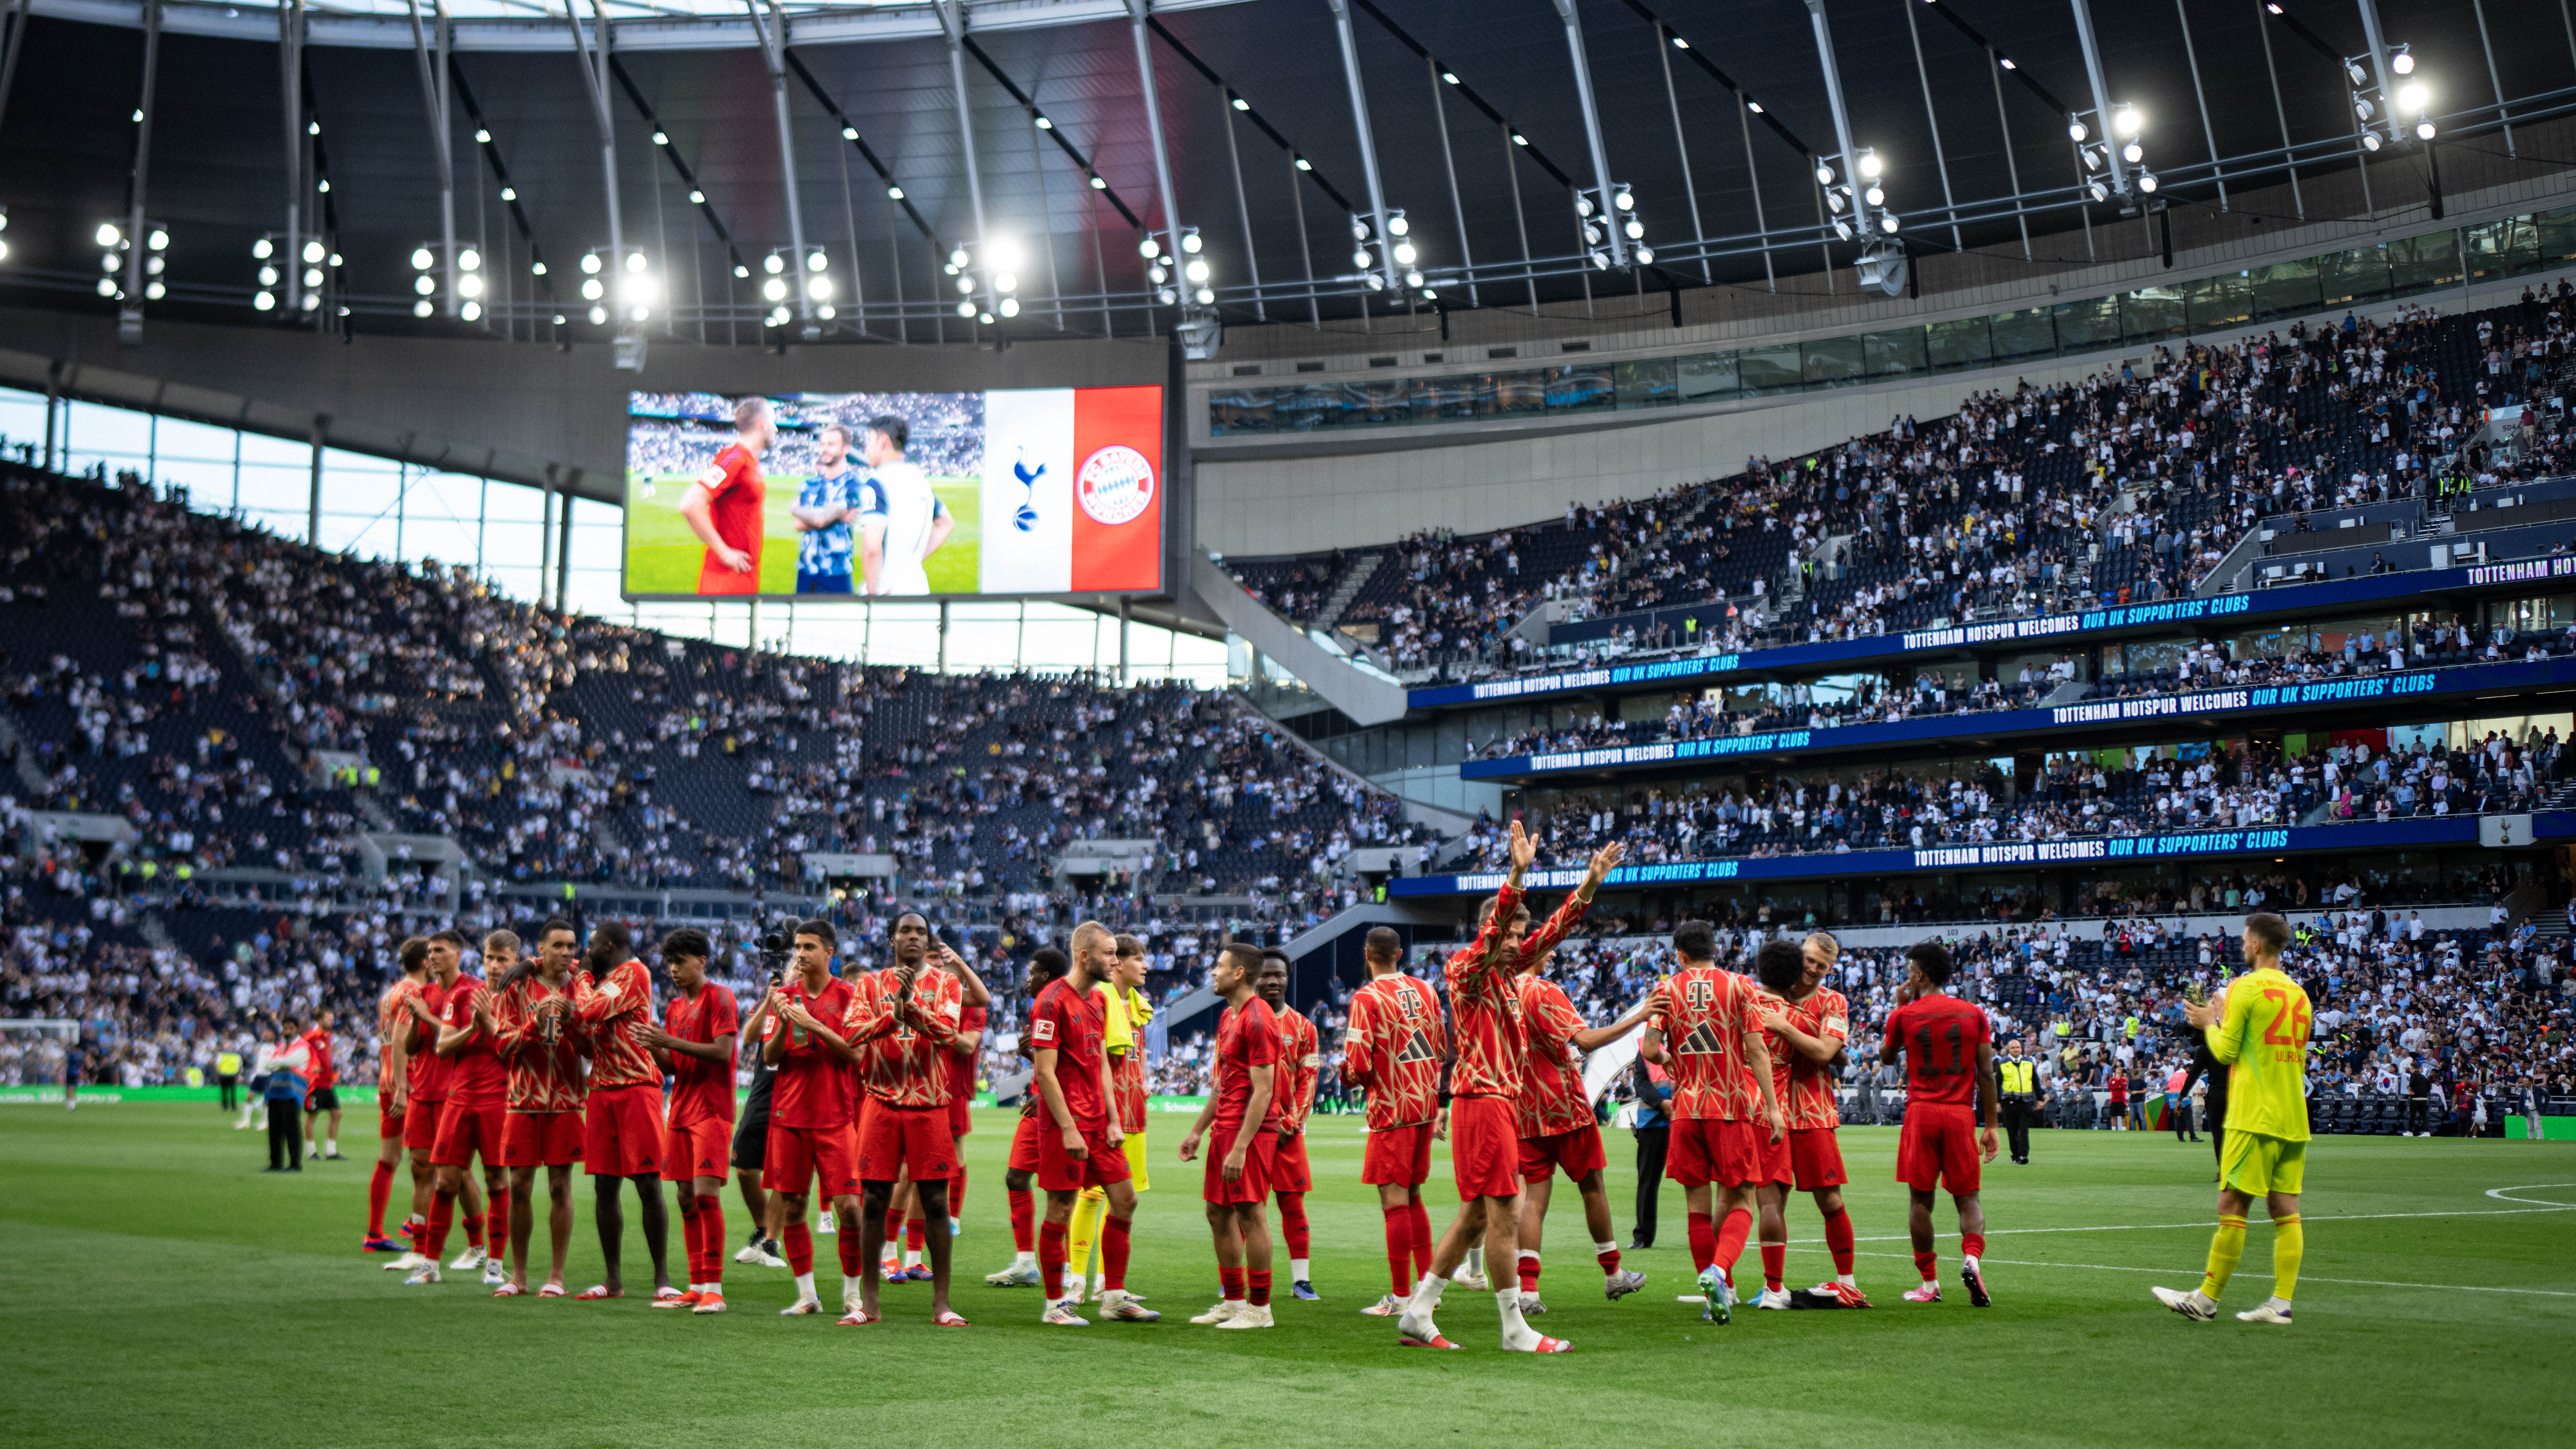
[696,465,727,488]
[1030,1019,1056,1044]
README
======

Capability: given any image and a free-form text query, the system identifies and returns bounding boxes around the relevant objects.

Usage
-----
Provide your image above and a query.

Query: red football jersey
[436,976,506,1108]
[1340,973,1446,1130]
[409,978,454,1104]
[377,978,422,1093]
[947,999,989,1106]
[1442,883,1591,1100]
[1212,997,1282,1135]
[695,441,767,595]
[1785,987,1848,1131]
[573,959,658,1090]
[1648,965,1764,1121]
[1885,991,1991,1107]
[844,966,962,1109]
[1029,977,1110,1134]
[767,975,859,1130]
[1514,975,1594,1138]
[1273,1005,1320,1134]
[663,983,741,1127]
[300,1026,337,1092]
[491,974,585,1114]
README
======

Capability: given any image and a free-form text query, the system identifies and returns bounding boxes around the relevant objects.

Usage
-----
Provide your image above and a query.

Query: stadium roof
[0,0,2552,345]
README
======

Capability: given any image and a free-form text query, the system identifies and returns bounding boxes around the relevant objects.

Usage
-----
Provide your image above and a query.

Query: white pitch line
[1842,1250,2576,1299]
[1801,1201,2576,1248]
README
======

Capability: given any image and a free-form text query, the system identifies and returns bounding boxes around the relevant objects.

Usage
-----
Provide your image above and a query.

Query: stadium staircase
[1312,552,1385,634]
[1192,551,1408,726]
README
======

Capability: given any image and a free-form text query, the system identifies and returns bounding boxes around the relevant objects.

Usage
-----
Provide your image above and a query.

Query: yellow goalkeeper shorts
[2220,1130,2305,1197]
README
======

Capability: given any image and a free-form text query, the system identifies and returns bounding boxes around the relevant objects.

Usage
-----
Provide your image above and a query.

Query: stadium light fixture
[2390,44,2414,75]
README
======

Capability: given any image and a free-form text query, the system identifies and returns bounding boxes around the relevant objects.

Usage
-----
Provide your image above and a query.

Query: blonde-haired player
[1749,932,1868,1308]
[2155,912,2311,1326]
[1065,934,1154,1302]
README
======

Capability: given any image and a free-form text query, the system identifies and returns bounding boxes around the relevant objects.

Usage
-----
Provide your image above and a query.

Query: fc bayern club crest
[1075,445,1155,526]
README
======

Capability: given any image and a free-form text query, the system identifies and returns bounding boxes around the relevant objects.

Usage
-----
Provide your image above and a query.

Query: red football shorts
[430,1100,504,1168]
[1754,1119,1794,1185]
[948,1092,973,1139]
[379,1100,405,1141]
[1519,1123,1609,1183]
[1203,1121,1279,1206]
[403,1097,444,1151]
[499,1109,584,1168]
[1667,1116,1760,1188]
[583,1083,663,1178]
[1271,1130,1312,1194]
[764,1121,860,1198]
[858,1102,957,1183]
[662,1118,732,1183]
[1897,1102,1982,1193]
[1449,1096,1521,1201]
[1790,1127,1848,1191]
[1362,1121,1435,1186]
[1008,1112,1046,1173]
[1036,1121,1132,1193]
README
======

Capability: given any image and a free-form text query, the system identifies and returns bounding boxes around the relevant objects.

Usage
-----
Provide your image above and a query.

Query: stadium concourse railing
[1383,809,2576,901]
[1410,554,2576,712]
[1452,654,2576,784]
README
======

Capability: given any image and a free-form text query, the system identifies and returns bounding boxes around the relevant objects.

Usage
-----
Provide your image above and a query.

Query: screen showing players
[620,386,1164,600]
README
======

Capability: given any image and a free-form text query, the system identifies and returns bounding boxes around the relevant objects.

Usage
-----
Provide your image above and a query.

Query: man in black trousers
[1997,1038,2043,1165]
[1627,1055,1672,1250]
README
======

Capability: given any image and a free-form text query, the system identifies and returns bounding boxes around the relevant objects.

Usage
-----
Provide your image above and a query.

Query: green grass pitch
[4,1105,2570,1447]
[622,474,981,598]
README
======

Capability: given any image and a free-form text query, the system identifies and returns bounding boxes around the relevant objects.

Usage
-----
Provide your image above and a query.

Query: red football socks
[1407,1197,1434,1282]
[1913,1249,1938,1281]
[1686,1211,1716,1272]
[678,1202,702,1282]
[462,1208,483,1249]
[1039,1219,1069,1299]
[1009,1189,1035,1253]
[1822,1208,1856,1275]
[1596,1245,1622,1275]
[1962,1232,1986,1261]
[1277,1193,1310,1259]
[1247,1269,1272,1308]
[784,1221,814,1277]
[485,1204,507,1267]
[697,1196,725,1286]
[905,1216,925,1253]
[883,1209,902,1246]
[1382,1206,1414,1294]
[1219,1266,1245,1302]
[1761,1243,1786,1293]
[1101,1215,1131,1293]
[366,1161,395,1237]
[1714,1208,1752,1270]
[948,1164,967,1216]
[1517,1250,1542,1293]
[425,1195,454,1258]
[837,1222,864,1277]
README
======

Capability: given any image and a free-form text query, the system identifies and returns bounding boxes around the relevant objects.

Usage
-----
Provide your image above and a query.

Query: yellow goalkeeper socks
[2199,1214,2247,1301]
[1066,1188,1107,1287]
[2271,1215,2302,1303]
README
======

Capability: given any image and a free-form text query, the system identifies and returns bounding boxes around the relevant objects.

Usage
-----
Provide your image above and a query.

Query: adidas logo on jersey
[1395,1031,1438,1064]
[1675,1022,1728,1056]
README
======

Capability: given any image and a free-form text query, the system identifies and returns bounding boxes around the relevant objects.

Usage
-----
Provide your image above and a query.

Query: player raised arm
[941,944,992,1010]
[1520,840,1625,964]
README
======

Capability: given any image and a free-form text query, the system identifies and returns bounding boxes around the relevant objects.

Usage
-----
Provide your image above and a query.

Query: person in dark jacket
[1629,1056,1672,1250]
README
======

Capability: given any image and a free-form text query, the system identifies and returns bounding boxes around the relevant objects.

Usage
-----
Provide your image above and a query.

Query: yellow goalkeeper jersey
[2209,965,2312,1142]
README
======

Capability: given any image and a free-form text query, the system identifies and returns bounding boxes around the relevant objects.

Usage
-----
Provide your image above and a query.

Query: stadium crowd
[1232,286,2576,680]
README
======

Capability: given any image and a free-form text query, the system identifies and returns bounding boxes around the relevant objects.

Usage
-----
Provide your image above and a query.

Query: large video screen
[620,386,1164,599]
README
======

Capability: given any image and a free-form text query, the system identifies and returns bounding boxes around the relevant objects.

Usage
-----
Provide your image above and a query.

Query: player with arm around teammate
[1639,920,1785,1324]
[1877,940,2002,1307]
[1510,947,1657,1315]
[1750,932,1870,1308]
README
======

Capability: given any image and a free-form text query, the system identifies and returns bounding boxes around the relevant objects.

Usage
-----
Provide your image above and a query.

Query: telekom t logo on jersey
[1076,445,1156,526]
